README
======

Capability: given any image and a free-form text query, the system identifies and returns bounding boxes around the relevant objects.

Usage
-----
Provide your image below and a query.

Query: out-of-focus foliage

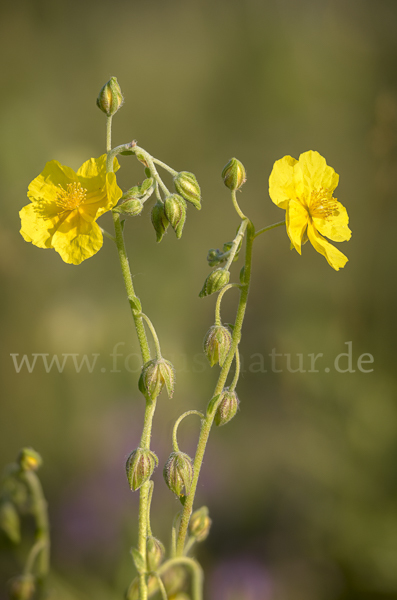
[1,0,397,599]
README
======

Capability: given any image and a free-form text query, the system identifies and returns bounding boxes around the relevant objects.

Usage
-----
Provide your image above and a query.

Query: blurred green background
[1,0,397,598]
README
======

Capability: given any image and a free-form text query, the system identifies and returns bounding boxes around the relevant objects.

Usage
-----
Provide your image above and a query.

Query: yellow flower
[269,150,351,270]
[20,154,122,265]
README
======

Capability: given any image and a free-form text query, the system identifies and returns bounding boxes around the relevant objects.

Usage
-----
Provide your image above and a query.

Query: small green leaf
[129,296,142,312]
[206,394,220,416]
[131,548,146,573]
[120,150,134,156]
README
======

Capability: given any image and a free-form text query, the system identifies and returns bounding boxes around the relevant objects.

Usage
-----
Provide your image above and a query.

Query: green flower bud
[222,158,246,190]
[0,501,20,544]
[126,448,158,491]
[113,199,144,217]
[126,576,158,600]
[189,506,212,542]
[173,172,201,210]
[199,268,230,298]
[214,388,239,427]
[17,448,42,472]
[8,575,35,600]
[164,194,187,239]
[151,201,169,243]
[96,77,124,117]
[163,451,193,497]
[139,358,175,399]
[204,325,232,367]
[146,536,165,572]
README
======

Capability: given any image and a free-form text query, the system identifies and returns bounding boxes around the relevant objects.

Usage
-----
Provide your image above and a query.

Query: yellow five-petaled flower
[20,154,122,265]
[269,150,351,270]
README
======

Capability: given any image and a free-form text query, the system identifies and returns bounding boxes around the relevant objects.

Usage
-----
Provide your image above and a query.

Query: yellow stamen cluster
[56,182,87,212]
[308,188,338,220]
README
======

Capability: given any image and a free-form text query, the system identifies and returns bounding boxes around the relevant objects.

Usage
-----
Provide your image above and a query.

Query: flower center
[307,188,338,220]
[56,182,87,212]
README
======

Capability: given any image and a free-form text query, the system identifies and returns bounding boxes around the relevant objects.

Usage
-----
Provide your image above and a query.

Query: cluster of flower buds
[204,325,232,367]
[17,448,42,472]
[214,388,239,427]
[189,506,212,542]
[163,451,194,497]
[199,268,230,298]
[114,178,155,217]
[126,448,158,491]
[139,358,175,399]
[146,536,165,572]
[222,158,246,191]
[96,77,124,117]
[207,238,243,267]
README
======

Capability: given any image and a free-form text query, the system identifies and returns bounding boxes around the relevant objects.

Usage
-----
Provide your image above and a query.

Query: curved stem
[140,313,162,360]
[99,226,116,243]
[183,536,196,556]
[231,189,247,220]
[224,218,248,271]
[172,411,204,453]
[215,283,240,326]
[176,221,255,555]
[152,157,178,177]
[135,146,170,197]
[23,539,47,576]
[153,574,168,600]
[157,557,203,600]
[229,348,240,392]
[254,220,285,238]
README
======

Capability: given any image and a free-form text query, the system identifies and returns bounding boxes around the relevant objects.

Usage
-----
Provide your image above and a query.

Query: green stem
[214,284,240,326]
[176,221,255,555]
[224,218,248,271]
[99,226,116,243]
[106,116,113,153]
[140,313,162,359]
[152,157,178,177]
[231,189,247,220]
[135,146,170,197]
[254,220,285,238]
[172,411,204,453]
[153,574,168,600]
[157,557,203,600]
[229,349,240,391]
[146,481,154,538]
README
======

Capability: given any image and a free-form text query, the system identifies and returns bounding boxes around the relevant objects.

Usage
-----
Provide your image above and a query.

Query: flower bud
[222,158,246,190]
[214,388,239,427]
[96,77,124,117]
[126,448,158,491]
[17,448,42,472]
[204,325,232,367]
[0,501,20,544]
[189,506,212,542]
[173,172,201,210]
[199,268,230,298]
[126,576,158,600]
[140,358,175,399]
[164,194,187,239]
[113,199,144,217]
[163,451,193,497]
[151,202,169,243]
[146,536,165,572]
[8,575,35,600]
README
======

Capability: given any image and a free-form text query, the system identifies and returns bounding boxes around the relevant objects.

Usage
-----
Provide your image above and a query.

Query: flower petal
[294,151,339,198]
[286,199,308,254]
[51,214,103,265]
[313,201,352,242]
[19,203,63,249]
[269,155,298,209]
[307,222,348,270]
[28,160,78,204]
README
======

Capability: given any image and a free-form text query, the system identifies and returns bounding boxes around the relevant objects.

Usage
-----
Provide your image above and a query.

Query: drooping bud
[173,172,201,210]
[8,575,35,600]
[214,388,239,427]
[151,202,169,243]
[203,325,232,367]
[164,194,187,239]
[222,158,246,191]
[113,199,144,217]
[146,536,165,572]
[126,448,158,491]
[139,358,175,399]
[189,506,212,542]
[163,452,193,497]
[17,448,42,472]
[199,268,230,298]
[96,77,124,117]
[0,501,20,544]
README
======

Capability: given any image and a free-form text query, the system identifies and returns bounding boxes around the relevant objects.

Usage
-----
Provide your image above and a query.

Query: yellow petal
[313,201,352,242]
[19,203,62,249]
[51,214,103,265]
[268,155,298,209]
[77,155,120,188]
[28,160,78,204]
[307,222,348,270]
[294,151,339,198]
[286,199,308,254]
